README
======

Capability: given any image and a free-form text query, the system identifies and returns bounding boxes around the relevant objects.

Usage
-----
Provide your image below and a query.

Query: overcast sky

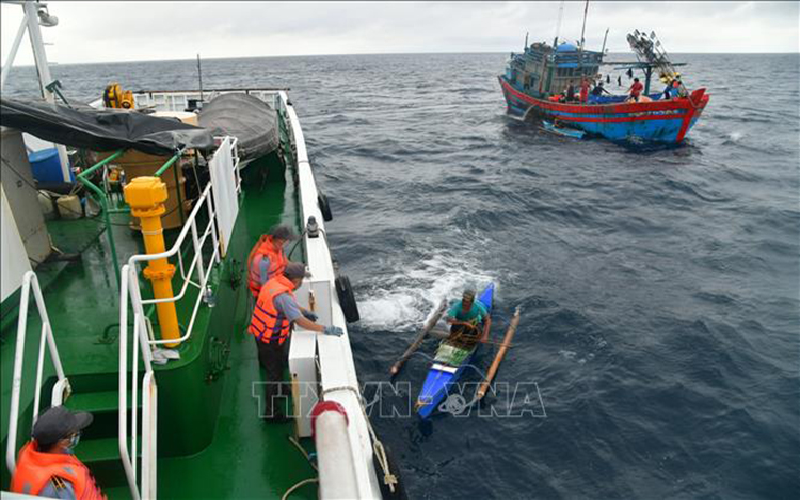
[2,1,798,65]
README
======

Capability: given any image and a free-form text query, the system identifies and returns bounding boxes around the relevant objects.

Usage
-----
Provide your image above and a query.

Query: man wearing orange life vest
[246,225,299,299]
[11,405,106,499]
[249,262,343,422]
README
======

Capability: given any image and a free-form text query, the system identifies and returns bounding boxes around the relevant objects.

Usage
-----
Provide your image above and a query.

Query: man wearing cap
[249,262,344,422]
[11,406,105,499]
[444,289,492,345]
[246,225,299,299]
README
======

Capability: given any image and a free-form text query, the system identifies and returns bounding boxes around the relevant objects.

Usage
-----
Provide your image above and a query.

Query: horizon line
[5,50,798,67]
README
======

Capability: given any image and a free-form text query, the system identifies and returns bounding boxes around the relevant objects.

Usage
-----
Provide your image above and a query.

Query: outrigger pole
[389,300,447,376]
[475,306,521,401]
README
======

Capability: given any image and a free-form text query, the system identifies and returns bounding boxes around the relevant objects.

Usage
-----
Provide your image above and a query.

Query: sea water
[4,52,799,499]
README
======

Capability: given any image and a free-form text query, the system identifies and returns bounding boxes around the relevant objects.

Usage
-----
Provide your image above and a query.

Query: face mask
[65,433,80,454]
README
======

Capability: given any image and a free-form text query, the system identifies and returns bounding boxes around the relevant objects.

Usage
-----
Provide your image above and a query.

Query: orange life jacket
[247,236,288,297]
[11,441,106,500]
[249,275,296,344]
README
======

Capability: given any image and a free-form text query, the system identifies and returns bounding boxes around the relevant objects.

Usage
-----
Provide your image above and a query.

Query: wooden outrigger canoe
[415,283,495,419]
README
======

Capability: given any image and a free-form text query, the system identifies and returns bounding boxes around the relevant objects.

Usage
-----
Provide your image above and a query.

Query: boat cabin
[506,41,604,98]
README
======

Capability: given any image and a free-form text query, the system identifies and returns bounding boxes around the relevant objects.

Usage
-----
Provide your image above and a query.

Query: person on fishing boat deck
[591,81,610,97]
[246,224,299,299]
[627,77,643,102]
[674,79,688,98]
[249,262,343,422]
[445,289,491,344]
[579,78,590,104]
[11,406,106,499]
[564,80,576,102]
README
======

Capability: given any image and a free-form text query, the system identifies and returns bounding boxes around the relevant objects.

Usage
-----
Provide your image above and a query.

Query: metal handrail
[5,271,69,474]
[116,136,239,499]
[77,149,186,289]
[119,265,156,500]
[125,138,239,346]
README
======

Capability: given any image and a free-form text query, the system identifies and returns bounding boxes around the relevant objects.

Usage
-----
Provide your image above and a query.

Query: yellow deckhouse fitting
[124,176,180,347]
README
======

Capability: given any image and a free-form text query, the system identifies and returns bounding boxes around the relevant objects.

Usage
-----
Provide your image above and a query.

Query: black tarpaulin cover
[198,93,278,161]
[0,98,214,155]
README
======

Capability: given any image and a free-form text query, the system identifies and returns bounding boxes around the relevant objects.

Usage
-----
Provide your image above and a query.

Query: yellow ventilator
[124,176,181,347]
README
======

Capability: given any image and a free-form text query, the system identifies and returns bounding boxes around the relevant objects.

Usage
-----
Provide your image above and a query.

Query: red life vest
[249,275,296,344]
[247,236,288,297]
[11,441,106,500]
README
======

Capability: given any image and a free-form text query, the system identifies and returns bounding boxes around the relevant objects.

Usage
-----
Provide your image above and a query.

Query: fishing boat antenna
[579,0,590,51]
[553,0,565,47]
[601,27,610,54]
[196,53,204,102]
[524,32,529,50]
[578,0,590,73]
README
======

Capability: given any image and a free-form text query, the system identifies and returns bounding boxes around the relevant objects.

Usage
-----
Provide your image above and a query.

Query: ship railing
[5,271,70,475]
[125,88,288,113]
[126,136,240,347]
[116,136,240,499]
[118,266,157,500]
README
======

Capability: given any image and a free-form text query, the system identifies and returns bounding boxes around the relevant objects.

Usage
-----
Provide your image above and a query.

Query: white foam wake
[358,250,497,331]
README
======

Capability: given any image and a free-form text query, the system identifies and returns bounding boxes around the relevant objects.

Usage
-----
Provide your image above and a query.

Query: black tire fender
[318,192,333,222]
[335,275,359,323]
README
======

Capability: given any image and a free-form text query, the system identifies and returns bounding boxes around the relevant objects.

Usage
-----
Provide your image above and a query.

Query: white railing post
[190,219,206,288]
[206,195,220,265]
[6,271,68,475]
[114,136,239,497]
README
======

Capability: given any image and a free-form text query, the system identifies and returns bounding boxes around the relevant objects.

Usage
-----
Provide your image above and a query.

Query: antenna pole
[601,27,609,54]
[579,0,590,50]
[196,53,204,102]
[524,32,529,50]
[578,0,590,73]
[553,0,564,47]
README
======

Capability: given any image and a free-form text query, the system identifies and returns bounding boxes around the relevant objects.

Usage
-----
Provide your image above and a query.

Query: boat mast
[196,53,204,102]
[553,0,565,47]
[8,1,71,183]
[578,0,590,75]
[601,27,609,54]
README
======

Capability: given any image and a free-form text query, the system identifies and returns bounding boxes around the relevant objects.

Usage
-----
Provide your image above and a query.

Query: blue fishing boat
[499,1,709,144]
[416,284,495,419]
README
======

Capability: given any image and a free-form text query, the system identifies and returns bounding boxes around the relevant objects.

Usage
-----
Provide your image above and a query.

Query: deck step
[64,390,140,440]
[76,436,141,489]
[77,437,139,463]
[65,390,139,413]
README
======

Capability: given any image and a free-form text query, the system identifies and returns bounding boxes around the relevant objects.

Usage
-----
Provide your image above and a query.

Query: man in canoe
[445,289,492,345]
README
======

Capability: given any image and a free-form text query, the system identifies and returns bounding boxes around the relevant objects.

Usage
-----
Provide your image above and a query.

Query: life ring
[335,275,359,323]
[318,191,333,222]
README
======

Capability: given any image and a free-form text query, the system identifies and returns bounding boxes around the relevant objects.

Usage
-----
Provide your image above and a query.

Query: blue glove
[303,310,318,322]
[323,326,344,337]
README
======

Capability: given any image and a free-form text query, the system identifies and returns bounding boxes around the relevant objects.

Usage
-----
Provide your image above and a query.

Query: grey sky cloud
[2,1,797,66]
